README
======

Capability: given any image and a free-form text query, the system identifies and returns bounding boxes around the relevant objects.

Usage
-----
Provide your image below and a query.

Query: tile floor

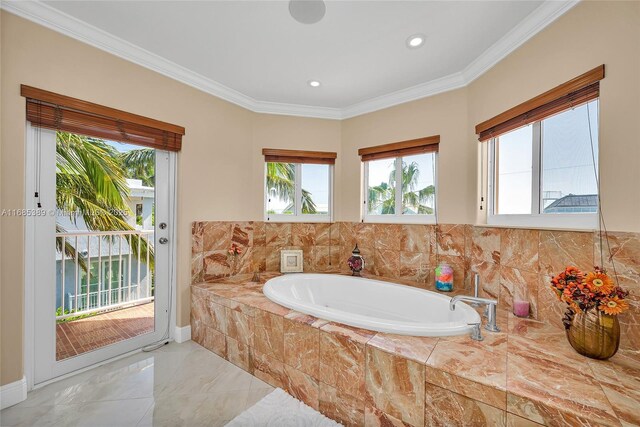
[0,341,273,427]
[57,303,155,360]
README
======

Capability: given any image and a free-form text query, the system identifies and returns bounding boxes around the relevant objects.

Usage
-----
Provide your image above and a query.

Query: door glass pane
[266,162,295,215]
[541,100,599,213]
[402,153,436,215]
[495,125,533,214]
[300,164,330,215]
[55,132,156,361]
[367,158,396,214]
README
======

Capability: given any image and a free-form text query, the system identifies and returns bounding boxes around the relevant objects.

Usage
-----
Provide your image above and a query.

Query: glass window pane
[367,158,396,215]
[265,162,295,215]
[301,164,329,215]
[541,100,599,214]
[402,153,436,215]
[495,125,533,214]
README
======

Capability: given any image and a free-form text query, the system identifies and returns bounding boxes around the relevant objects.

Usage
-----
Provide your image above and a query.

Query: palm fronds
[56,132,154,270]
[367,161,435,215]
[266,162,317,214]
[120,148,155,186]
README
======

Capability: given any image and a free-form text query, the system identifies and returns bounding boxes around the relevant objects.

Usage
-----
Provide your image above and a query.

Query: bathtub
[263,274,481,337]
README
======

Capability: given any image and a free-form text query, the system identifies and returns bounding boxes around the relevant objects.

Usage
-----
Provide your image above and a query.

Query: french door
[26,125,175,386]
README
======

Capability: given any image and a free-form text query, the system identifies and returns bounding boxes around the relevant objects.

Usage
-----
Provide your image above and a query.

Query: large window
[263,148,335,222]
[489,99,599,228]
[364,152,437,223]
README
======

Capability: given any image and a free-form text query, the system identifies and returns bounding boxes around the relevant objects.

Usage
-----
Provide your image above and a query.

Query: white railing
[56,230,154,321]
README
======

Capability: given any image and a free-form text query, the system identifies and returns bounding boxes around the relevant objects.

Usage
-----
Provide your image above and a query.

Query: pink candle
[513,300,530,318]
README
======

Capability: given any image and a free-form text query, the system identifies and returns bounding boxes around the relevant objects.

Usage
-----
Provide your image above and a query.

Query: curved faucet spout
[449,295,500,333]
[449,295,497,311]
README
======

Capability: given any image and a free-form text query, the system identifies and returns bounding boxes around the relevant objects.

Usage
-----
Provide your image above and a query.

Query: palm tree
[368,161,435,214]
[56,132,154,270]
[120,148,155,187]
[265,162,317,214]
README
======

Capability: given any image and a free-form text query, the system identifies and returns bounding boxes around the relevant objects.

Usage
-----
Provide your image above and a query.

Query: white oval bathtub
[263,274,481,337]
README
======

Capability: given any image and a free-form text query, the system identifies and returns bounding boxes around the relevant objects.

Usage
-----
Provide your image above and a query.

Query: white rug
[226,388,342,427]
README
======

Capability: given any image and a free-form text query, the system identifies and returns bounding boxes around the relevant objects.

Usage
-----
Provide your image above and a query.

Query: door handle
[159,237,169,244]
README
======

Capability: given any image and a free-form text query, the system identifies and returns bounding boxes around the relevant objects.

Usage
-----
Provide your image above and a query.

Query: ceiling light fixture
[406,34,426,49]
[308,80,321,88]
[289,0,326,25]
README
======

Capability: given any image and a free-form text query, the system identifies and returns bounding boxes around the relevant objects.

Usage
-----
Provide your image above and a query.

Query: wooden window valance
[262,148,337,165]
[21,85,185,151]
[475,65,604,142]
[358,135,440,162]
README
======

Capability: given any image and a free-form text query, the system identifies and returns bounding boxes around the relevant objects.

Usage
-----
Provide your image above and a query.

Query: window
[360,136,439,224]
[488,99,599,228]
[263,149,335,222]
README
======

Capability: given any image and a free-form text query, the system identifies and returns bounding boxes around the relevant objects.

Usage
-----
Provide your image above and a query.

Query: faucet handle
[467,322,484,341]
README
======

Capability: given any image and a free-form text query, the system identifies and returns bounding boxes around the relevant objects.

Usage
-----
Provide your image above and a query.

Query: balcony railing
[56,230,154,321]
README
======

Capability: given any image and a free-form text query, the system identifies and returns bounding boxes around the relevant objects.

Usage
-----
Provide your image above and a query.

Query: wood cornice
[21,85,185,135]
[358,135,440,161]
[475,65,605,135]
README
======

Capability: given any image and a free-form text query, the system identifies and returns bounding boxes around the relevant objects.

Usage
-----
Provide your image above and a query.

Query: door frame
[23,123,178,390]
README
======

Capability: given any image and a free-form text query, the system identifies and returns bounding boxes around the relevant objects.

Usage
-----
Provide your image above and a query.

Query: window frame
[362,153,438,224]
[264,162,334,223]
[487,106,599,230]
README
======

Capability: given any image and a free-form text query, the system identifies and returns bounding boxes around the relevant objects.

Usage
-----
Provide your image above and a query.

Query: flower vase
[347,244,365,276]
[564,308,620,360]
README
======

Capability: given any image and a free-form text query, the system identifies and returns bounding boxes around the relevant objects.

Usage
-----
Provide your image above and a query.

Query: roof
[544,194,598,213]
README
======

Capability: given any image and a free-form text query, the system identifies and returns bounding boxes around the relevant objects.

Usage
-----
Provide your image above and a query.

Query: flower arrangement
[550,266,629,316]
[228,243,242,257]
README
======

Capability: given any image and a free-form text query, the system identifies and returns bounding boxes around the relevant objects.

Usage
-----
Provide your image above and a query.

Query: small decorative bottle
[435,263,454,292]
[347,244,365,276]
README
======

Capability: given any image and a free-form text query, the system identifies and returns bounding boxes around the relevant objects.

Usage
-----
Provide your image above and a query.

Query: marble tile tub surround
[191,275,640,427]
[192,221,639,351]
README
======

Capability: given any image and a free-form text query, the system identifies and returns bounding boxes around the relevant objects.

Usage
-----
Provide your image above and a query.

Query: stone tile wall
[192,277,639,427]
[191,221,639,351]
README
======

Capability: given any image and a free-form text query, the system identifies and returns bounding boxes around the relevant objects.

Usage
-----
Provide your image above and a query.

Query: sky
[105,140,141,153]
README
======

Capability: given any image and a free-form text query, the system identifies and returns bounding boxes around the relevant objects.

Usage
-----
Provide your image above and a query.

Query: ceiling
[5,1,577,118]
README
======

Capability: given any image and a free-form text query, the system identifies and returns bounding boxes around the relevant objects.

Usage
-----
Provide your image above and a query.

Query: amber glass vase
[564,308,620,360]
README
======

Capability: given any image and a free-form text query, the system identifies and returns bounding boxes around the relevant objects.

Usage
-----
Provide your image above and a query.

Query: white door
[27,125,175,386]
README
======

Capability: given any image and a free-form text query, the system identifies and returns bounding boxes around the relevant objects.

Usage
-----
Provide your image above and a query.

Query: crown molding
[341,0,579,119]
[341,72,467,119]
[461,0,580,84]
[1,0,578,121]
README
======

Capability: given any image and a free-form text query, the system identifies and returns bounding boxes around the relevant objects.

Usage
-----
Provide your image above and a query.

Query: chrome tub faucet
[449,295,500,340]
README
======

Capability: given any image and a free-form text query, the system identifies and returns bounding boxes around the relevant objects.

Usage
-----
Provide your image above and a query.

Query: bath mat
[226,388,342,427]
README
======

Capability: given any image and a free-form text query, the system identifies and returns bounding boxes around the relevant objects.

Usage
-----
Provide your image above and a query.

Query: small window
[364,152,437,223]
[488,99,599,228]
[263,149,335,222]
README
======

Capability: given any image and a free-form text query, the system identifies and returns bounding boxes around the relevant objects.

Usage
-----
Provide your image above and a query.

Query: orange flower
[598,296,629,315]
[584,272,614,295]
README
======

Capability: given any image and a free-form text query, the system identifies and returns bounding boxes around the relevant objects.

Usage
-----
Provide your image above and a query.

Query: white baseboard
[174,325,191,343]
[0,376,27,409]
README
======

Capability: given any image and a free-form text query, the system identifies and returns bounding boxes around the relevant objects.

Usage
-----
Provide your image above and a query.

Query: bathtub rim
[263,273,481,337]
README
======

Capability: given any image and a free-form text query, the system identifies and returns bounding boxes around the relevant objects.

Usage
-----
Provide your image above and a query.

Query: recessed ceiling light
[406,34,425,49]
[308,80,321,88]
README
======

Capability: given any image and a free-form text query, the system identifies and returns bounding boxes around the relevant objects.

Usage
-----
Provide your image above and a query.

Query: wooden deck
[56,302,155,360]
